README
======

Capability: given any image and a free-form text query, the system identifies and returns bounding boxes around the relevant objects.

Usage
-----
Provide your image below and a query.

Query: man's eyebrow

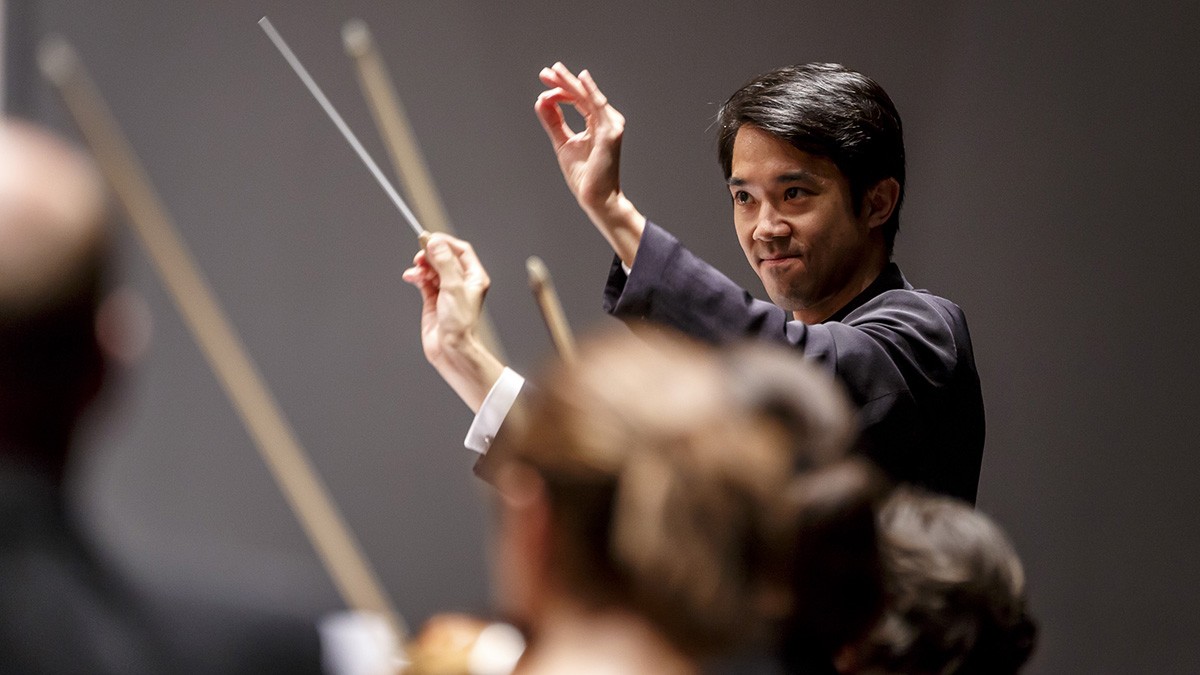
[775,171,819,184]
[726,171,819,187]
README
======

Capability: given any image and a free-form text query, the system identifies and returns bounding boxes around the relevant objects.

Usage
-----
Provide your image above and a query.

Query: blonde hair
[492,328,862,654]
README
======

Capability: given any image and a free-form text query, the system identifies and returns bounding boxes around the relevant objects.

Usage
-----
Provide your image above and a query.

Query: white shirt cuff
[318,610,404,675]
[464,367,525,455]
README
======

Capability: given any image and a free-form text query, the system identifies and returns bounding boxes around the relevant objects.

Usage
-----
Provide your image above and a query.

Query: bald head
[0,119,106,318]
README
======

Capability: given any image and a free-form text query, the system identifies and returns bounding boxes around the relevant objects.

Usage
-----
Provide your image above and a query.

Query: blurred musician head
[0,119,184,673]
[0,118,110,481]
[488,328,885,673]
[837,487,1038,675]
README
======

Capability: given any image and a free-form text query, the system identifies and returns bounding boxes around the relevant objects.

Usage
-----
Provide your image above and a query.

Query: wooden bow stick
[341,18,507,363]
[525,257,577,362]
[38,37,408,647]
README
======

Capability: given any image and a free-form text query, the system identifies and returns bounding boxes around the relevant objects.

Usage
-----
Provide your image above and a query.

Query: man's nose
[753,203,790,241]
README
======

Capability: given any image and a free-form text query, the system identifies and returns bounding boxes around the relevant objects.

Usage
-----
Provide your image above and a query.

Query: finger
[538,63,579,91]
[403,264,439,291]
[411,250,437,282]
[543,63,598,120]
[578,69,609,108]
[436,233,471,255]
[406,248,437,275]
[428,232,479,264]
[550,62,588,103]
[406,267,437,306]
[433,232,470,249]
[403,262,437,284]
[535,90,574,148]
[416,275,439,307]
[424,234,464,287]
[556,66,614,133]
[450,239,490,287]
[432,236,489,289]
[538,66,563,89]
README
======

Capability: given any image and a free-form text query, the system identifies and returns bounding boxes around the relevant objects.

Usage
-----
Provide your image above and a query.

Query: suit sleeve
[604,222,964,483]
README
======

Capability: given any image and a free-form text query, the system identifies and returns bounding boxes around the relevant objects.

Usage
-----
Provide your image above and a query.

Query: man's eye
[733,190,750,204]
[784,186,804,200]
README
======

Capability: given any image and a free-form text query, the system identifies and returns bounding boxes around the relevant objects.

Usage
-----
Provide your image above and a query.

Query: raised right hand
[535,63,645,267]
[402,234,505,413]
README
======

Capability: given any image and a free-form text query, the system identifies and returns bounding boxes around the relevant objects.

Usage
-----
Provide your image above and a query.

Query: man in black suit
[406,63,984,503]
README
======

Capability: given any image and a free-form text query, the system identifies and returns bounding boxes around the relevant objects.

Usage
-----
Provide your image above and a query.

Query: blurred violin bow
[341,18,509,363]
[39,36,409,652]
[526,256,577,363]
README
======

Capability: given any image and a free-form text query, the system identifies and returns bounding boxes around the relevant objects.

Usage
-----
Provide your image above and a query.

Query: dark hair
[851,488,1038,674]
[717,63,906,254]
[780,458,889,674]
[0,250,106,416]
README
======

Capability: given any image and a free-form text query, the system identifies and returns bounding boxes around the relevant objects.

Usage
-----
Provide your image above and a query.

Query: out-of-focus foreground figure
[0,119,327,675]
[0,119,168,673]
[838,487,1038,675]
[483,329,885,674]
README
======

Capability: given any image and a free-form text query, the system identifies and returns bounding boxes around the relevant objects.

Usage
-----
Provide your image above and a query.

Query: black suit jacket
[0,462,172,674]
[0,458,325,675]
[603,222,985,504]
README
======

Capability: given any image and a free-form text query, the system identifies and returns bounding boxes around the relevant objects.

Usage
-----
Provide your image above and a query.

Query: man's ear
[863,178,900,230]
[94,286,153,366]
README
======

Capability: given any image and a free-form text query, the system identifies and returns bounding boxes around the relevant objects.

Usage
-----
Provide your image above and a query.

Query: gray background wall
[6,1,1199,672]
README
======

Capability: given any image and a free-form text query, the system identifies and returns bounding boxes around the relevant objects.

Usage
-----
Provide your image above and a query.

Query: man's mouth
[759,253,802,268]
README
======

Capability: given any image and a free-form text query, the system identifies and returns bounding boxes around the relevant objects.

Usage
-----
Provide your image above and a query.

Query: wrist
[582,193,645,267]
[435,333,506,413]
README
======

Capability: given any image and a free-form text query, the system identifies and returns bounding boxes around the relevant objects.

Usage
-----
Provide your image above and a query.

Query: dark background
[5,2,1198,672]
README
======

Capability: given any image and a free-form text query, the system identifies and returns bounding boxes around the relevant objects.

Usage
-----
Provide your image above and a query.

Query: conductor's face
[728,125,882,320]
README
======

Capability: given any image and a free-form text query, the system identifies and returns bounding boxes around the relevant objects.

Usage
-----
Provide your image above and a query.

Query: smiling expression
[728,125,887,322]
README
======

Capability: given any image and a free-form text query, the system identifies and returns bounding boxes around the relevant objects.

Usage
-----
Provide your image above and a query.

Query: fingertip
[536,88,568,108]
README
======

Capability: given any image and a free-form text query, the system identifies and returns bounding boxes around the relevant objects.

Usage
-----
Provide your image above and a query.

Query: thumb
[424,237,463,286]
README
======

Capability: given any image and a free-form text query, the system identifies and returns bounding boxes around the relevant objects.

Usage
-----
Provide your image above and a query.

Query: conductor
[408,63,985,504]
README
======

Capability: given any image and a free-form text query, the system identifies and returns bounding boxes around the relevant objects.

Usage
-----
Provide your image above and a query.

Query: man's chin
[763,286,807,312]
